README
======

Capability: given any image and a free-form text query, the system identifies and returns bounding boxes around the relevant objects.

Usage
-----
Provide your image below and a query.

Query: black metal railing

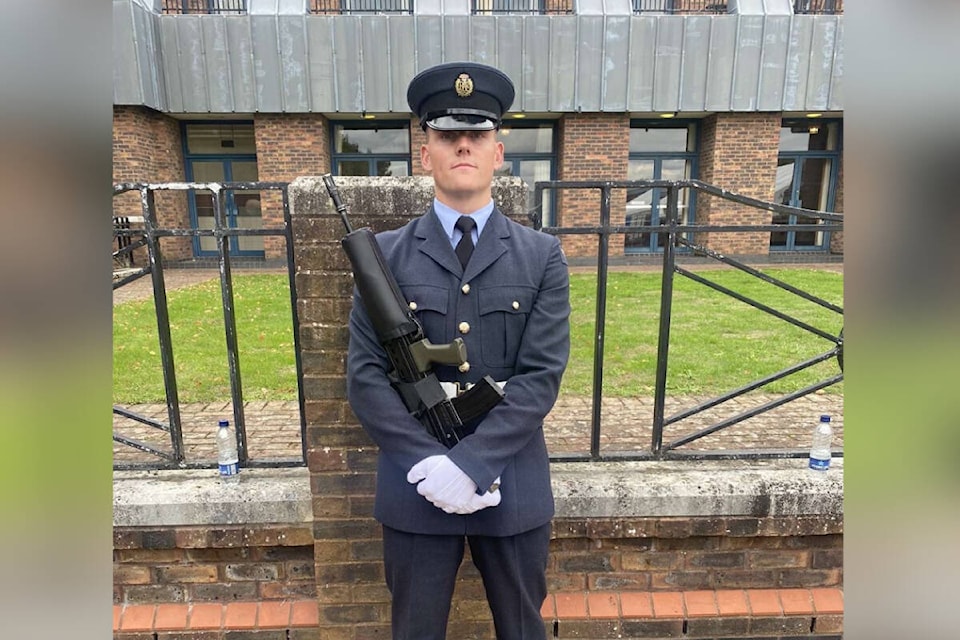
[112,216,145,270]
[114,178,841,468]
[794,0,843,14]
[310,0,414,14]
[632,0,727,14]
[112,182,306,470]
[533,179,843,462]
[162,0,247,14]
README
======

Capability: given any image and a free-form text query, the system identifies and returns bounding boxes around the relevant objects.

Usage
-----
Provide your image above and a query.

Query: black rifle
[322,175,504,447]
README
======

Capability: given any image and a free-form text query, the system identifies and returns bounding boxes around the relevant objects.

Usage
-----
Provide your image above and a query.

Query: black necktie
[454,216,476,270]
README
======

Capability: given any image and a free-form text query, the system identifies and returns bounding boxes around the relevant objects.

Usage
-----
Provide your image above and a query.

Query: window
[472,0,544,15]
[162,1,247,14]
[183,122,263,258]
[773,120,841,251]
[310,0,412,15]
[793,0,843,15]
[494,121,558,226]
[332,122,411,177]
[625,121,698,253]
[632,1,727,14]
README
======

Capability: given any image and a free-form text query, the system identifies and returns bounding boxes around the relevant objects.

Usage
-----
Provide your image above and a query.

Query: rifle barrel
[321,174,353,233]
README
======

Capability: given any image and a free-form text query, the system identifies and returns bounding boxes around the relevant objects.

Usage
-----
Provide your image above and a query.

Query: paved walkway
[113,266,843,466]
[113,392,843,465]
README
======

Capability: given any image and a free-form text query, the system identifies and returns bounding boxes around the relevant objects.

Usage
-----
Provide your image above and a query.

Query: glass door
[772,157,833,250]
[189,160,264,257]
[625,157,691,252]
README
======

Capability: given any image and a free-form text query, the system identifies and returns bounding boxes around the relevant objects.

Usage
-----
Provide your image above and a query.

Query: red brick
[619,592,653,618]
[154,604,189,630]
[540,594,556,619]
[120,604,155,631]
[715,589,750,616]
[811,587,844,614]
[555,592,587,619]
[258,601,292,628]
[113,605,122,631]
[224,602,258,629]
[587,592,619,619]
[188,603,223,630]
[651,592,684,618]
[778,588,814,615]
[683,590,718,617]
[747,589,782,616]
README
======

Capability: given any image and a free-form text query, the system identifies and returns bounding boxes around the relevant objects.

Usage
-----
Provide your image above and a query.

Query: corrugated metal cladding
[114,4,842,115]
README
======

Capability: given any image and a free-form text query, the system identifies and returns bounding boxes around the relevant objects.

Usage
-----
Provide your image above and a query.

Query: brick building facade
[113,107,843,263]
[112,3,844,267]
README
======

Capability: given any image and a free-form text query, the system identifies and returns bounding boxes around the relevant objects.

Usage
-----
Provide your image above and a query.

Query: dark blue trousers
[382,523,552,640]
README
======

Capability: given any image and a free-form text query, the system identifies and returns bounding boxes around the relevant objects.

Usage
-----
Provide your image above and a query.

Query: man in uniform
[346,61,571,640]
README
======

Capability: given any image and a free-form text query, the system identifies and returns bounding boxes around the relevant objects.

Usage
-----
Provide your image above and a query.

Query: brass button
[461,283,471,294]
[458,321,470,334]
[458,361,470,373]
[512,300,520,310]
[408,301,417,311]
[488,481,500,492]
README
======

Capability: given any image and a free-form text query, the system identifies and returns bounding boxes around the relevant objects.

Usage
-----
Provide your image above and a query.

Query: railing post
[281,186,309,464]
[212,187,249,464]
[651,184,680,457]
[141,186,186,464]
[590,184,613,460]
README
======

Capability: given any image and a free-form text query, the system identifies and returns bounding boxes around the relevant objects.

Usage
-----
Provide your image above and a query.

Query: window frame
[625,119,700,254]
[773,118,842,252]
[330,120,412,178]
[496,119,559,225]
[181,120,262,258]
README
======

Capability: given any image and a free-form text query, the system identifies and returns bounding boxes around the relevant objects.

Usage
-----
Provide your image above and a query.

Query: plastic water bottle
[808,415,833,471]
[216,420,240,481]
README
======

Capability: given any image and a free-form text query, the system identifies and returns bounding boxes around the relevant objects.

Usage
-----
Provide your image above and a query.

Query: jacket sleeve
[346,287,449,473]
[446,236,571,492]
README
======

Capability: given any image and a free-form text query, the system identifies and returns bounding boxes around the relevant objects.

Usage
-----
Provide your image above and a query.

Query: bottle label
[219,462,239,476]
[809,457,830,471]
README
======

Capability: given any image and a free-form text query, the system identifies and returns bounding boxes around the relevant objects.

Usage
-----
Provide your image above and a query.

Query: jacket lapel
[414,206,511,279]
[415,206,462,277]
[464,208,509,280]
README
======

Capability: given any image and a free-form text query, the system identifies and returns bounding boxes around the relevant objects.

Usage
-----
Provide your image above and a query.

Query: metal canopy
[114,3,842,114]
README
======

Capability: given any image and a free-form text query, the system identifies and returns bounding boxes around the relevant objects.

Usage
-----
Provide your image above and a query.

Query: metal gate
[112,181,306,470]
[533,179,843,461]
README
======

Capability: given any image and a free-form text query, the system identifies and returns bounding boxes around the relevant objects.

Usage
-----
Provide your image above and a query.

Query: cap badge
[454,73,474,98]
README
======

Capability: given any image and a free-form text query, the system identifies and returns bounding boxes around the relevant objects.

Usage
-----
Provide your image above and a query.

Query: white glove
[407,455,501,514]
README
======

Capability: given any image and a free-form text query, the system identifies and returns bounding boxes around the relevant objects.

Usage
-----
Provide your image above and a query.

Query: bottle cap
[819,415,830,422]
[218,420,229,427]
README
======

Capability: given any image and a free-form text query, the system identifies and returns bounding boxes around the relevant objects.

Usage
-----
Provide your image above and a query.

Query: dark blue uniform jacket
[346,205,570,536]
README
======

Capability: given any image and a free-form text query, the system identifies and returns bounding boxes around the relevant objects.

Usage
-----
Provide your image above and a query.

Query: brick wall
[113,106,190,263]
[549,516,842,593]
[113,524,315,605]
[409,117,428,177]
[696,113,782,256]
[254,114,332,260]
[557,113,631,258]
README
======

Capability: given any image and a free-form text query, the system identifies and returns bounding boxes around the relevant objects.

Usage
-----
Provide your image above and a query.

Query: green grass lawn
[565,268,843,397]
[113,268,843,403]
[113,274,299,403]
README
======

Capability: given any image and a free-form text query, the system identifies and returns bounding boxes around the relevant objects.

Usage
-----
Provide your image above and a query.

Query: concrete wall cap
[552,459,843,519]
[113,468,312,527]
